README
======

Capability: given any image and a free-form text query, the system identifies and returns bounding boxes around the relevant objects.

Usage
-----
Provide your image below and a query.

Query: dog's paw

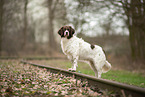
[68,68,76,72]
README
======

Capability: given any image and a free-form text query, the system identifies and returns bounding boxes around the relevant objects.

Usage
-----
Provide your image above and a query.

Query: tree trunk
[47,0,57,50]
[0,0,4,55]
[22,0,28,48]
[126,0,145,62]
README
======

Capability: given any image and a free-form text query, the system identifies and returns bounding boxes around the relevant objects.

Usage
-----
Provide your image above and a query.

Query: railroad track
[21,60,145,97]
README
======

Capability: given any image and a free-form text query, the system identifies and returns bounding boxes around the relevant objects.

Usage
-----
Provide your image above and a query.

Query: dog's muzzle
[64,30,69,36]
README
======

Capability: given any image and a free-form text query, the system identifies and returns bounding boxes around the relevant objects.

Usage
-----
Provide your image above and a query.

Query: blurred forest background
[0,0,145,68]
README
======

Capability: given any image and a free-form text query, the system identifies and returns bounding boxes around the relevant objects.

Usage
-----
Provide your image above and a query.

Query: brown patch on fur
[90,44,95,49]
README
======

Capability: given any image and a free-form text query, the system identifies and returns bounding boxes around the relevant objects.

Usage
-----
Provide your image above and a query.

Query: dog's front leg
[72,57,78,71]
[68,57,78,72]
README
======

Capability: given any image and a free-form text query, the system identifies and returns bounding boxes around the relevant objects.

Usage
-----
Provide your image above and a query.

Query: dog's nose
[66,32,68,35]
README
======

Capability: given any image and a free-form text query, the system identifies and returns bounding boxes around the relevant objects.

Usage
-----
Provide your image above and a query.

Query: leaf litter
[0,60,115,96]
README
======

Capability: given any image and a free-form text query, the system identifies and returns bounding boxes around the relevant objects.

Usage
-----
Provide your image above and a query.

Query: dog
[58,26,111,78]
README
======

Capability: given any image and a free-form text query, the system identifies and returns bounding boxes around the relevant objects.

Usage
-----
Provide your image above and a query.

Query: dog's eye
[67,28,70,31]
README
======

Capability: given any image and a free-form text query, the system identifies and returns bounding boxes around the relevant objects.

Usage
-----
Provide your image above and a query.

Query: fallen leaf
[5,87,13,93]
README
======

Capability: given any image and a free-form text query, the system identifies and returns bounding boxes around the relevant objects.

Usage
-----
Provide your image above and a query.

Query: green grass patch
[102,70,145,88]
[34,60,145,88]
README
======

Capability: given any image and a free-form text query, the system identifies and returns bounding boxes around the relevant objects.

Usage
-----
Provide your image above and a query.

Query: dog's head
[58,26,75,39]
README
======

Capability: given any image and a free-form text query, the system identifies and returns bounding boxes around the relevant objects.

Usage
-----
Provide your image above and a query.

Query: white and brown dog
[58,26,111,78]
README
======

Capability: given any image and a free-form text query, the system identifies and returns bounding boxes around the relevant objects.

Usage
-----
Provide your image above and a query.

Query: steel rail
[21,60,145,97]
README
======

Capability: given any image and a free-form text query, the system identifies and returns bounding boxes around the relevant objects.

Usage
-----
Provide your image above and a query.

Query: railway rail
[21,60,145,97]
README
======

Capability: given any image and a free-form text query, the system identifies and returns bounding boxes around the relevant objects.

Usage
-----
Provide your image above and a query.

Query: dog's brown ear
[67,26,75,39]
[69,26,75,35]
[58,27,63,36]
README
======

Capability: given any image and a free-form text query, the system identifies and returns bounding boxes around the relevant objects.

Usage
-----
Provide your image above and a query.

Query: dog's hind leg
[97,70,102,78]
[89,61,99,78]
[96,64,103,78]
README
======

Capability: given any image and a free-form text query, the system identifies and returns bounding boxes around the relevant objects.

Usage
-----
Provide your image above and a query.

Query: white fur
[61,35,111,78]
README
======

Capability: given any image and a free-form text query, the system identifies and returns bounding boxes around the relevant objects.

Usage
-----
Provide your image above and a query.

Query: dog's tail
[102,61,111,73]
